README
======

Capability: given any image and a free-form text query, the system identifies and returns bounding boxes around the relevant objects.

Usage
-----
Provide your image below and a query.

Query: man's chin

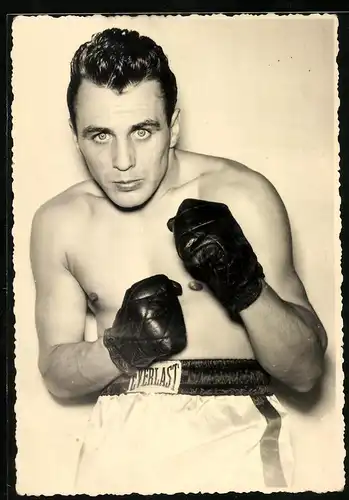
[109,192,153,212]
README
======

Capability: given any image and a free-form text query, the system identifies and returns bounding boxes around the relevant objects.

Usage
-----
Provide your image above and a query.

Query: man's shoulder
[180,151,287,225]
[181,151,291,246]
[178,149,242,180]
[33,180,98,223]
[31,180,101,238]
[179,150,278,203]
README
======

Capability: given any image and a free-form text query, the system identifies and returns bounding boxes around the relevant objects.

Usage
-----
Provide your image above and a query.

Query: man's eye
[134,129,151,140]
[93,133,111,143]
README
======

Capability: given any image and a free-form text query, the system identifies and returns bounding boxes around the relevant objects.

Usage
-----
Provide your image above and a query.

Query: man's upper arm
[234,175,328,351]
[230,175,306,306]
[30,205,87,370]
[206,168,323,310]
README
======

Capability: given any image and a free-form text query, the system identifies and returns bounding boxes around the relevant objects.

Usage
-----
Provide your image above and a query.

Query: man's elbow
[293,325,328,393]
[38,357,76,400]
[46,379,77,400]
[318,326,328,355]
[289,355,325,393]
[39,367,73,400]
[291,377,320,394]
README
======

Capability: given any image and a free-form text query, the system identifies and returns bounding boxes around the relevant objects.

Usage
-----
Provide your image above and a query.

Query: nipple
[88,292,99,304]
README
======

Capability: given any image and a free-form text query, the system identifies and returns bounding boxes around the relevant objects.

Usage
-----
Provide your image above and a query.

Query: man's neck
[153,147,181,201]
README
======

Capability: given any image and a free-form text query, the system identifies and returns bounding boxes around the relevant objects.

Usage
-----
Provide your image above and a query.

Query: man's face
[73,79,179,209]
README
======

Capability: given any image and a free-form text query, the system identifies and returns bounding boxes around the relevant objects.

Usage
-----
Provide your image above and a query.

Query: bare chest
[72,209,190,308]
[68,193,254,359]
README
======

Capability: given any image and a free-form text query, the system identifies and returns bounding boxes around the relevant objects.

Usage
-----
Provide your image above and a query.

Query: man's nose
[111,138,135,171]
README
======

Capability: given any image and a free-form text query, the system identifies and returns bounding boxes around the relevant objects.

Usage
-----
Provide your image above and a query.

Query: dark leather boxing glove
[103,274,187,375]
[167,199,265,316]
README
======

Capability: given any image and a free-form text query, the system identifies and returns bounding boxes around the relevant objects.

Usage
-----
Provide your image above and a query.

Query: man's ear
[169,108,180,148]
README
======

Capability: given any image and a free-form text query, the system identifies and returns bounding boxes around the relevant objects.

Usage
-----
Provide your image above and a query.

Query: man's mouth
[113,179,144,192]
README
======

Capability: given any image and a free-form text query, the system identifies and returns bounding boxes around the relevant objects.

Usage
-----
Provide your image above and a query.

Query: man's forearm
[39,337,121,399]
[239,282,326,392]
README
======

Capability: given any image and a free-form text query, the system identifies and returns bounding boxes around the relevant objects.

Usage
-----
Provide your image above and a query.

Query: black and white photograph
[12,14,343,495]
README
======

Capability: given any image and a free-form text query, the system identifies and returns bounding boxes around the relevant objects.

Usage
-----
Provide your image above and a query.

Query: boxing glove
[167,199,264,316]
[104,274,187,374]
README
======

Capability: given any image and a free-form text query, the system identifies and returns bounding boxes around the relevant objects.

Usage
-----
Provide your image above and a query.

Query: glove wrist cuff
[103,328,137,376]
[227,277,265,316]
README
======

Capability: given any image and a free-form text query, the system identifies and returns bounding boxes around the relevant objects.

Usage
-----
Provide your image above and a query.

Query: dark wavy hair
[67,28,178,132]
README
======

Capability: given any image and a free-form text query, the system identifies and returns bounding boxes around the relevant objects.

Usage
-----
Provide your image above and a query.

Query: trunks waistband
[100,359,273,397]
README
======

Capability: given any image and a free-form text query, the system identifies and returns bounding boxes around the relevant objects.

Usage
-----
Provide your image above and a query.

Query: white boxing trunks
[75,359,294,494]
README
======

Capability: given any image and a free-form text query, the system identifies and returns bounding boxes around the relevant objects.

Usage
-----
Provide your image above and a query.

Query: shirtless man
[30,28,327,494]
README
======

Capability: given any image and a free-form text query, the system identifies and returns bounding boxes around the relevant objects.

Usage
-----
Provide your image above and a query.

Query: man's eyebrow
[130,119,161,132]
[81,126,114,138]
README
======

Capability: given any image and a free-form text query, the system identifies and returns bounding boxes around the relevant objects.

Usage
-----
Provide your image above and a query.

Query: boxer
[30,27,327,494]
